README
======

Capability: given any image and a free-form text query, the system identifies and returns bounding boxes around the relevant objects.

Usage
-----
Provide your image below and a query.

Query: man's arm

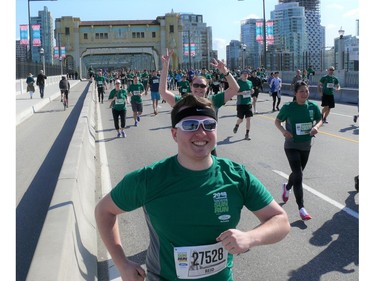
[317,81,323,96]
[95,193,146,280]
[159,48,177,107]
[216,200,290,255]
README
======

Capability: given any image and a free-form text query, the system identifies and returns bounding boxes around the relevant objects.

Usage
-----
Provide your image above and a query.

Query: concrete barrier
[26,83,98,281]
[263,84,359,105]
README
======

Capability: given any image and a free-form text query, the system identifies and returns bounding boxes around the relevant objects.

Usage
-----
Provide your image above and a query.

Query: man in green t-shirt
[95,71,107,103]
[232,70,254,140]
[318,66,340,123]
[95,94,290,281]
[127,76,145,126]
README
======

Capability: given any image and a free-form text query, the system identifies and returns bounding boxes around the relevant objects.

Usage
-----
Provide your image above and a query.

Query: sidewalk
[16,79,81,126]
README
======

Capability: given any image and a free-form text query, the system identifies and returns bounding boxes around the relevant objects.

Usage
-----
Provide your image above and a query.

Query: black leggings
[112,109,126,130]
[272,92,281,109]
[284,148,311,210]
[98,87,104,102]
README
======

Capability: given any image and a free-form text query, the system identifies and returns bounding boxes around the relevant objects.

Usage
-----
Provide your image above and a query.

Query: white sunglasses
[175,119,217,132]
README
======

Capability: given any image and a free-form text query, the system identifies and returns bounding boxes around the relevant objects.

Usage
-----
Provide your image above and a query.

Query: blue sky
[14,0,359,59]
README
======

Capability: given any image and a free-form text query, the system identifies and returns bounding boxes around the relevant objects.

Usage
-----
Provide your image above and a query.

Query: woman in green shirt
[108,80,129,138]
[275,81,323,220]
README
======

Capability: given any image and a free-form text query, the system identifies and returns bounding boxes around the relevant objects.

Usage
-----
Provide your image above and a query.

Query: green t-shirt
[141,72,149,81]
[111,155,273,281]
[95,76,106,88]
[319,75,339,95]
[277,100,322,147]
[108,89,127,111]
[128,83,144,103]
[236,79,253,105]
[179,80,191,95]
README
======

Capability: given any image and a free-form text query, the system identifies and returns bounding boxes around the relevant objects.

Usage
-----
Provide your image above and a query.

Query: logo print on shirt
[213,192,230,222]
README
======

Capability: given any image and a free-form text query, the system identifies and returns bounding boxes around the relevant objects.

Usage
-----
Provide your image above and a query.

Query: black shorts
[252,89,259,98]
[321,94,335,108]
[236,104,253,119]
[131,101,143,113]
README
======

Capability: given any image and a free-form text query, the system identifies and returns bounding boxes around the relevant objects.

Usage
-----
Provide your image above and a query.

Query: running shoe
[137,115,140,122]
[121,131,126,138]
[135,121,138,127]
[299,207,312,220]
[117,132,121,138]
[353,115,358,123]
[282,183,290,203]
[233,125,238,134]
[245,133,251,140]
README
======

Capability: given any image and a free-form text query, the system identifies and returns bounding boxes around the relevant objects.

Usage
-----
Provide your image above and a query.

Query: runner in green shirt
[96,94,290,281]
[275,80,322,221]
[128,76,145,127]
[108,79,129,138]
[232,70,254,140]
[317,66,340,123]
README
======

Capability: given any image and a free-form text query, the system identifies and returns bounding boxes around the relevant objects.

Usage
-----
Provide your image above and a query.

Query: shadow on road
[16,83,90,281]
[287,191,359,280]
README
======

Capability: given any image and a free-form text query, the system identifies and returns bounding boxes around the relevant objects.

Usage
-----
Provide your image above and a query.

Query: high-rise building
[271,2,308,70]
[279,0,323,70]
[240,19,261,69]
[226,40,242,70]
[180,13,212,69]
[30,6,54,64]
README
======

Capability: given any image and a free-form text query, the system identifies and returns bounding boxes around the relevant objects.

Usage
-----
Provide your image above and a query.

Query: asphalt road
[95,88,359,281]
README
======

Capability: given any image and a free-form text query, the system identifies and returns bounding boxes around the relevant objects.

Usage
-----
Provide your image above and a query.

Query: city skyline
[15,0,359,60]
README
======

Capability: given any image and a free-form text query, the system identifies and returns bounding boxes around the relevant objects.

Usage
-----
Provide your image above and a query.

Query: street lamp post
[338,27,345,70]
[240,43,247,69]
[59,57,63,75]
[40,47,46,75]
[262,0,267,69]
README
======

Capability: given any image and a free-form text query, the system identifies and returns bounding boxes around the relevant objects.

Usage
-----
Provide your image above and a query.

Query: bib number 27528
[174,242,228,279]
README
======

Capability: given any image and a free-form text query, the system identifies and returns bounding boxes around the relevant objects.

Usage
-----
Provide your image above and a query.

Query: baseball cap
[241,70,249,75]
[115,80,121,84]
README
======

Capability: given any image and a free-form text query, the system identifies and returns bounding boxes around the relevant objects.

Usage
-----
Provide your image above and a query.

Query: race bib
[182,88,188,93]
[326,82,334,88]
[242,91,251,98]
[295,122,312,135]
[133,91,141,95]
[174,242,228,279]
[115,98,125,105]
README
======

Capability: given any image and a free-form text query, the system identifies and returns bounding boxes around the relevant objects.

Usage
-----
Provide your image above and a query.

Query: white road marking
[96,95,122,280]
[273,170,359,219]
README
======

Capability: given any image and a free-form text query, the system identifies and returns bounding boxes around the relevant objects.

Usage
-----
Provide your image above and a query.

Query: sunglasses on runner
[175,119,217,132]
[192,83,207,88]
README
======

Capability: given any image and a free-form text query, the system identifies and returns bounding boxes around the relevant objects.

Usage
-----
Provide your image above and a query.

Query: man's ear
[171,128,178,143]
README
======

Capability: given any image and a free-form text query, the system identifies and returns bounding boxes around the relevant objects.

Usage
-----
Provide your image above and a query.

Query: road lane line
[96,91,122,281]
[273,169,359,219]
[96,99,113,195]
